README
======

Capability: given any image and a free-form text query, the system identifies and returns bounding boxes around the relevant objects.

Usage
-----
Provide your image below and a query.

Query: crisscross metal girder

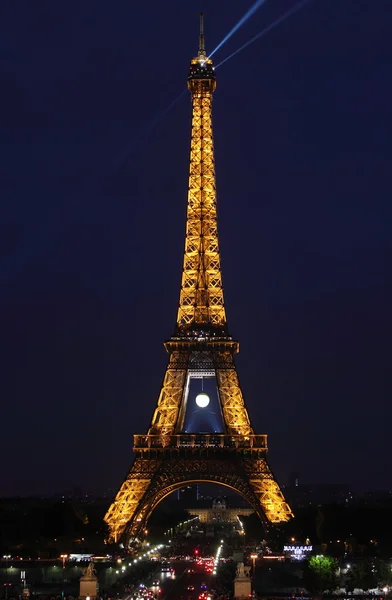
[177,87,226,330]
[109,455,293,544]
[146,348,253,437]
[104,458,163,543]
[148,351,188,437]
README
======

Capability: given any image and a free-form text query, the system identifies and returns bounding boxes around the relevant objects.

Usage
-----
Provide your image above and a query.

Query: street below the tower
[160,561,213,600]
[124,557,223,600]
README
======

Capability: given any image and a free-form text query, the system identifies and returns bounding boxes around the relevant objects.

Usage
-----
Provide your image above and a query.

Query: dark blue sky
[1,0,391,496]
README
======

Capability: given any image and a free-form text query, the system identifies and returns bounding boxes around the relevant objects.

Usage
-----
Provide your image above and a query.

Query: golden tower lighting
[104,14,293,547]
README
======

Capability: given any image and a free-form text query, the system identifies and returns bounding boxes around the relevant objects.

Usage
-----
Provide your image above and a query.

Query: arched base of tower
[105,447,293,548]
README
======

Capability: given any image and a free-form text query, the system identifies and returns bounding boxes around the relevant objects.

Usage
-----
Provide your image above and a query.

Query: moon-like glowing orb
[195,392,210,408]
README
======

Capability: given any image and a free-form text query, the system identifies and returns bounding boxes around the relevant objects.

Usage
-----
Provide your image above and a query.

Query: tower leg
[104,458,163,544]
[215,350,253,436]
[244,458,293,523]
[105,453,292,545]
[148,351,188,436]
[111,454,292,545]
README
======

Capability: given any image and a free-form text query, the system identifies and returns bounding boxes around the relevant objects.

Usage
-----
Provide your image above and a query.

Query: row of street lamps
[212,541,224,576]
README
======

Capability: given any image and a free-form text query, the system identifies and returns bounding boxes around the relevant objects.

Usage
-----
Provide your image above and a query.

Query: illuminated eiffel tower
[104,15,293,546]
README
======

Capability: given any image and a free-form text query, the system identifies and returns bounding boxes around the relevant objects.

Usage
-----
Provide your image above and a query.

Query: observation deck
[165,336,239,354]
[188,57,215,83]
[133,433,267,457]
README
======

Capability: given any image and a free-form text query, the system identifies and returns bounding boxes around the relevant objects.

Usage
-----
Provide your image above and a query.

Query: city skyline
[1,1,391,496]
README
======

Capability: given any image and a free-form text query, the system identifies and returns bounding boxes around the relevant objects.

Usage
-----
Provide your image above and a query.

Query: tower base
[104,435,293,545]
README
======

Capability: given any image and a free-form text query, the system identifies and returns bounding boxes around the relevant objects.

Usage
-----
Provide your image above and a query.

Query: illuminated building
[187,499,254,524]
[283,545,313,561]
[104,14,293,546]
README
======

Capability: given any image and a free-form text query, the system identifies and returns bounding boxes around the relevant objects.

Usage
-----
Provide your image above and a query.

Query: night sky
[1,1,391,497]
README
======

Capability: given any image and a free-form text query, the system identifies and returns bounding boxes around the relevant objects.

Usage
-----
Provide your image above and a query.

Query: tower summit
[178,12,222,333]
[104,16,293,547]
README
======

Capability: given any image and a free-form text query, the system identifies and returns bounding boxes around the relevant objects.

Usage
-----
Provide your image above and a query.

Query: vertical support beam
[216,363,253,436]
[244,458,294,522]
[148,351,188,436]
[104,458,159,544]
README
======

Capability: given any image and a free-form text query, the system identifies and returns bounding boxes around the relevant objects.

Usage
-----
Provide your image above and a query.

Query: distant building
[283,543,313,561]
[187,498,254,523]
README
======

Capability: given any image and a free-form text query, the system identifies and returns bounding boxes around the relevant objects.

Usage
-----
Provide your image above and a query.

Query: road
[148,560,216,600]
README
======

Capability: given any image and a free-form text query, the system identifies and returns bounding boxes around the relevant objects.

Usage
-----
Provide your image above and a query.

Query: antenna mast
[199,12,206,57]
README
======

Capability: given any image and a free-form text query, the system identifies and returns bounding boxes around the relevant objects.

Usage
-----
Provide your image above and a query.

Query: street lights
[250,554,258,577]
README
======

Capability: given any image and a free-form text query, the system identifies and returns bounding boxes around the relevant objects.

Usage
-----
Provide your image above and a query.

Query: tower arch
[123,476,266,545]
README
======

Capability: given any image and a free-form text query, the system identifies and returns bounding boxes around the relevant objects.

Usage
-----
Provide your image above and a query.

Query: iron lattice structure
[104,15,293,546]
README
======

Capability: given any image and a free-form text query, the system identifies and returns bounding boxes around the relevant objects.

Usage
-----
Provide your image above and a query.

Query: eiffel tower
[104,14,293,546]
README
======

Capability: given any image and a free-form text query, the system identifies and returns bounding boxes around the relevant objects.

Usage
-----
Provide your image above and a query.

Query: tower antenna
[199,12,206,56]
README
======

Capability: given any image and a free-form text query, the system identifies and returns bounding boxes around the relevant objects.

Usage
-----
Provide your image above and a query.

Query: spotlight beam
[111,89,187,169]
[215,0,314,69]
[113,1,313,170]
[209,0,270,58]
[2,4,313,283]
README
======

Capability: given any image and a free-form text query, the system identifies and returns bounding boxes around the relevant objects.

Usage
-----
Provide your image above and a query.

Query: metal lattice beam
[148,351,187,436]
[104,458,162,543]
[177,58,226,330]
[216,358,253,436]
